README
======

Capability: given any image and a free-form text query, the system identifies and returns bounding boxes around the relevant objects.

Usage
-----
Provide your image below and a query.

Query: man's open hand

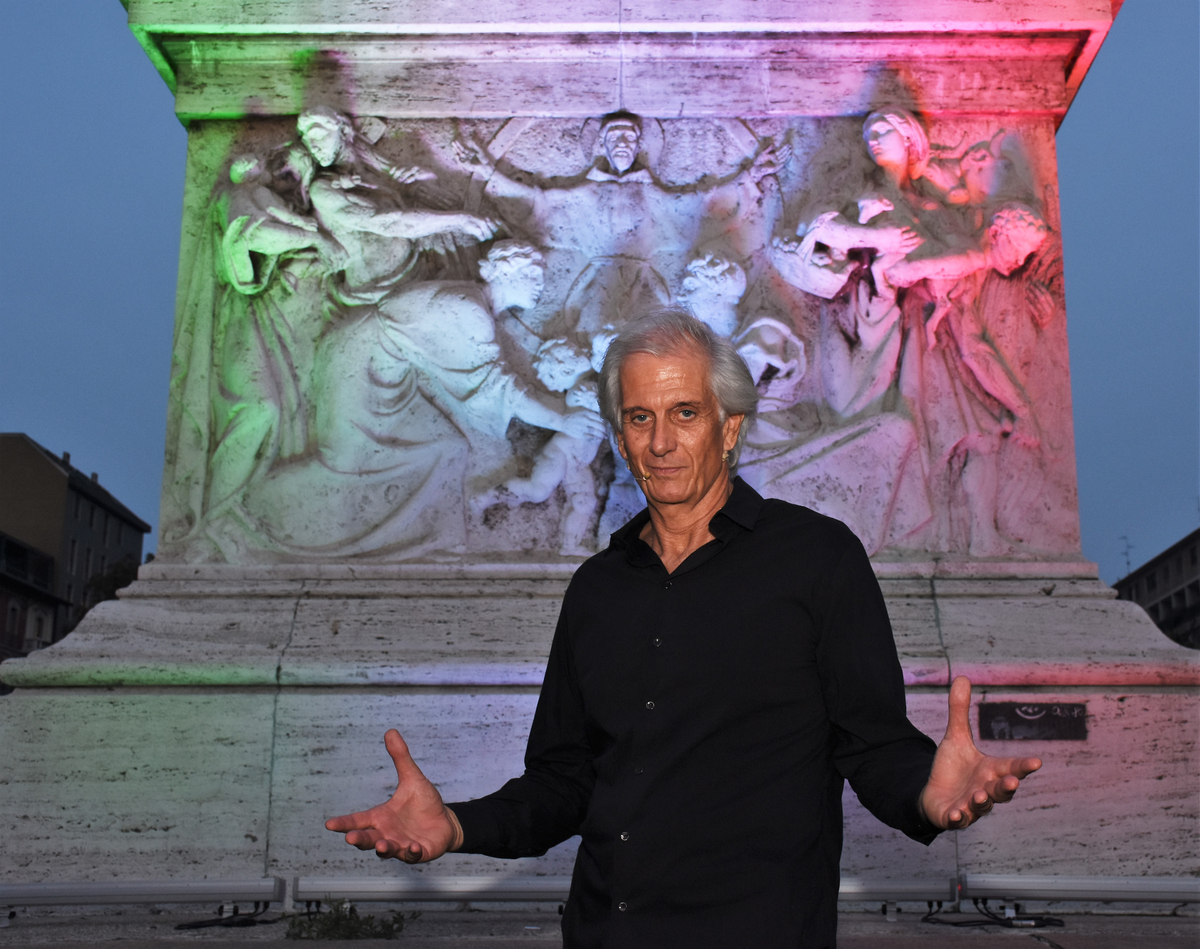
[325,729,463,863]
[919,676,1042,830]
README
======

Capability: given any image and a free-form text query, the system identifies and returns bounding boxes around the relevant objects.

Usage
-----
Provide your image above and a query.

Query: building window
[1190,546,1198,567]
[6,603,19,639]
[69,539,78,573]
[85,548,93,576]
[66,582,73,603]
[100,555,107,575]
[116,522,124,546]
[88,503,96,529]
[1147,573,1157,593]
[24,610,51,652]
[74,495,82,519]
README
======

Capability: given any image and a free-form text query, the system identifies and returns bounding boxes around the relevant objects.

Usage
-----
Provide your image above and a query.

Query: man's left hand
[919,676,1042,830]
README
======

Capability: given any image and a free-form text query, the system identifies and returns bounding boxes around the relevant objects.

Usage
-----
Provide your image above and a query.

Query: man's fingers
[325,810,372,832]
[945,675,975,742]
[343,829,380,851]
[384,728,427,786]
[401,843,424,864]
[373,838,423,863]
[943,791,993,829]
[990,775,1019,804]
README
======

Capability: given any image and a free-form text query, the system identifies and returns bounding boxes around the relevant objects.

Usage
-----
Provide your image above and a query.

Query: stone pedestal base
[2,562,1195,886]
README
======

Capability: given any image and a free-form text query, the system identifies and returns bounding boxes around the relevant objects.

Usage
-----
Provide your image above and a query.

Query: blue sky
[1,2,1196,583]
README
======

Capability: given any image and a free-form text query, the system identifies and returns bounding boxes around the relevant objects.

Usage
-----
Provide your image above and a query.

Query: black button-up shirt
[452,479,939,948]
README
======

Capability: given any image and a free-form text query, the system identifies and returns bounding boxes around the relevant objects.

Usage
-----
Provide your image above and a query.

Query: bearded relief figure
[754,107,1069,557]
[454,111,788,341]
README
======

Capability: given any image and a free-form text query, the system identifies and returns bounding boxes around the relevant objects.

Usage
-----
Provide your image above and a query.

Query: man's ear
[614,428,629,462]
[723,414,745,452]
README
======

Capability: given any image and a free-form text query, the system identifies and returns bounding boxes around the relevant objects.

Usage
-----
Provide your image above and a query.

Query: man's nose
[649,420,675,456]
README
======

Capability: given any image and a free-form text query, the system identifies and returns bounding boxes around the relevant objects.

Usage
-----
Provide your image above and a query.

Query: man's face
[615,349,742,509]
[603,124,641,174]
[301,121,344,168]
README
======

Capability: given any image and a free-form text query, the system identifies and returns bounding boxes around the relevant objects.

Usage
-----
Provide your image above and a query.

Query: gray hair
[597,307,758,467]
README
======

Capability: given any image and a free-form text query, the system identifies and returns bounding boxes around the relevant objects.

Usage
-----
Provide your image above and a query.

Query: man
[326,309,1041,948]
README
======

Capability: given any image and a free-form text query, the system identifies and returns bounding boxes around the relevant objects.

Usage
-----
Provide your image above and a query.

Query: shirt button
[634,767,644,774]
[653,638,661,647]
[618,901,628,912]
[619,832,629,841]
[663,580,672,590]
[645,700,655,710]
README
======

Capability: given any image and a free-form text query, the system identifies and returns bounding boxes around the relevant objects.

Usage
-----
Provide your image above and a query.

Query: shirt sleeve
[814,528,942,844]
[448,601,596,858]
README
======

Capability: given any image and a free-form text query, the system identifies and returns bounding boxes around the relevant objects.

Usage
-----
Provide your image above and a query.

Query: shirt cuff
[446,799,499,854]
[900,792,943,845]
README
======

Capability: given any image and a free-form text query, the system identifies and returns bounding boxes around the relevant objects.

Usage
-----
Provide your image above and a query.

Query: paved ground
[0,906,1196,948]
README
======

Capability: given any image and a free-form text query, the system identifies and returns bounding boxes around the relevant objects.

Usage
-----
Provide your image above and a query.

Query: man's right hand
[325,729,463,863]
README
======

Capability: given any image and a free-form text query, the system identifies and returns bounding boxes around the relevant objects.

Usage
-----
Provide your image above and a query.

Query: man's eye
[678,409,696,418]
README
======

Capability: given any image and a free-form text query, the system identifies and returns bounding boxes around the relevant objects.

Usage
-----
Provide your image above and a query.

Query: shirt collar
[609,477,764,566]
[715,476,764,532]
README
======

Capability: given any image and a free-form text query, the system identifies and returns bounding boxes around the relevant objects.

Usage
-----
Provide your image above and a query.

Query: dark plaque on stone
[978,702,1088,741]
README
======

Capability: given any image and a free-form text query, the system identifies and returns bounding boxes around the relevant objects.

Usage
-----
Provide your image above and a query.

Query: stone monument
[2,0,1196,897]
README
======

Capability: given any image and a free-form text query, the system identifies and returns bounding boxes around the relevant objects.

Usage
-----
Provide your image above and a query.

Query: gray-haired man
[327,309,1041,948]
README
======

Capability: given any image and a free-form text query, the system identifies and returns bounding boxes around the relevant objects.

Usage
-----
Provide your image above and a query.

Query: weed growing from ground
[285,899,412,940]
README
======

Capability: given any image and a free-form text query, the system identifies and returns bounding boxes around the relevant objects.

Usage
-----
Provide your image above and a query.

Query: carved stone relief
[159,106,1077,563]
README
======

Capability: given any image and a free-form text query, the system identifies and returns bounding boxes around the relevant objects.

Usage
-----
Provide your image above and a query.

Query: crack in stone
[927,574,961,882]
[262,582,307,882]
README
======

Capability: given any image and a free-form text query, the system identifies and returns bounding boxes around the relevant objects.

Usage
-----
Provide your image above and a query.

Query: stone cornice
[121,0,1116,122]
